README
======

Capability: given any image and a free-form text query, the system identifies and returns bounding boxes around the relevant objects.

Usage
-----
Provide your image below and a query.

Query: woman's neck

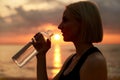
[73,41,93,56]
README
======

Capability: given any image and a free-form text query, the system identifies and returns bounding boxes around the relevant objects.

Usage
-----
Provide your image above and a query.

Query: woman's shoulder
[82,51,107,69]
[86,51,106,65]
[80,51,107,80]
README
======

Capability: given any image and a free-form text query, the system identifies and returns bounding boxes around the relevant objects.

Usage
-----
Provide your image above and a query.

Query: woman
[33,1,107,80]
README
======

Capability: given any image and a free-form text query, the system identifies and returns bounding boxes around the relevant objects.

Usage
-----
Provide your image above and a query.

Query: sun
[53,34,61,41]
[51,33,63,43]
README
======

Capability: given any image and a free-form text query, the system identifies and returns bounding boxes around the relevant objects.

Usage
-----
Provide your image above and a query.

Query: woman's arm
[37,53,48,80]
[32,32,51,80]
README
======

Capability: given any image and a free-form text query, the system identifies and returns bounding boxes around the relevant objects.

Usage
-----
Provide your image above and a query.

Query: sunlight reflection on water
[51,44,62,78]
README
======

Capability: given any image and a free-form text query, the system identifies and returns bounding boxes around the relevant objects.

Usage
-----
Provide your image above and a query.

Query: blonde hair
[66,1,103,43]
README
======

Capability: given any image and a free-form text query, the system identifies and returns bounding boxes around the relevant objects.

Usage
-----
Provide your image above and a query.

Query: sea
[0,43,120,79]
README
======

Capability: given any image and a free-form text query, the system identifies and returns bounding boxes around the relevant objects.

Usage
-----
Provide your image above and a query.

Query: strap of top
[59,47,101,80]
[75,47,101,71]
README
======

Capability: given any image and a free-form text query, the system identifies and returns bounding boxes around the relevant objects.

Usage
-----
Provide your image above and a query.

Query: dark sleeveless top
[59,47,101,80]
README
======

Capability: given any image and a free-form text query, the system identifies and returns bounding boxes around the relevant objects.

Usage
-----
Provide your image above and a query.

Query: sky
[0,0,120,44]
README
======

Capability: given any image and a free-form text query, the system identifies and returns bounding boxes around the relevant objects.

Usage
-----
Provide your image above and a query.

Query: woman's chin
[63,37,71,42]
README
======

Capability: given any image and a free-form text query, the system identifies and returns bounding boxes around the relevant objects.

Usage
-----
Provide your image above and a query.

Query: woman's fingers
[46,39,51,49]
[34,32,45,43]
[32,32,51,53]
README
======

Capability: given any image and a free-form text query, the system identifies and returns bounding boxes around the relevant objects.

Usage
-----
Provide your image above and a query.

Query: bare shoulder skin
[80,52,107,80]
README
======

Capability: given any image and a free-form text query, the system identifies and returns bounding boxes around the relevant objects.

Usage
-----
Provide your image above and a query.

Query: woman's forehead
[63,9,77,20]
[63,9,72,17]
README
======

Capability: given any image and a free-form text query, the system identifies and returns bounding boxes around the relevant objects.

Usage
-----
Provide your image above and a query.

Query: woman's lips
[61,31,64,35]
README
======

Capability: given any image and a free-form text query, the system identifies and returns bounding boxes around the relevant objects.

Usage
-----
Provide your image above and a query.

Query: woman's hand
[32,32,51,57]
[32,32,50,80]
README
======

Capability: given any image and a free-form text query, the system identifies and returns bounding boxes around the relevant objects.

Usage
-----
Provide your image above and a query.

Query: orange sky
[0,23,120,44]
[0,29,120,45]
[0,0,120,45]
[102,33,120,44]
[58,32,120,44]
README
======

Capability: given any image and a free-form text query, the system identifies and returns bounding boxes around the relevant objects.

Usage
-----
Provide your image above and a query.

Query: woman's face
[58,9,81,42]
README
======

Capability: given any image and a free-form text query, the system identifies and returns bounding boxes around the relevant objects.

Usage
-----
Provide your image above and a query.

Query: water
[0,43,120,79]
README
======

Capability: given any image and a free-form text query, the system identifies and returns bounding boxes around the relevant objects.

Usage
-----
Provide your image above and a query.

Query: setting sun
[53,34,61,41]
[52,33,63,44]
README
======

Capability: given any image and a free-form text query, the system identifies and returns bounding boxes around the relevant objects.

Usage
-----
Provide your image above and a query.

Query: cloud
[0,2,64,35]
[92,0,120,33]
[15,6,63,26]
[0,0,120,35]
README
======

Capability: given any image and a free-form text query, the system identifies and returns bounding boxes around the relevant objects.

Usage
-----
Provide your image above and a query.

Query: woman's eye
[62,17,68,22]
